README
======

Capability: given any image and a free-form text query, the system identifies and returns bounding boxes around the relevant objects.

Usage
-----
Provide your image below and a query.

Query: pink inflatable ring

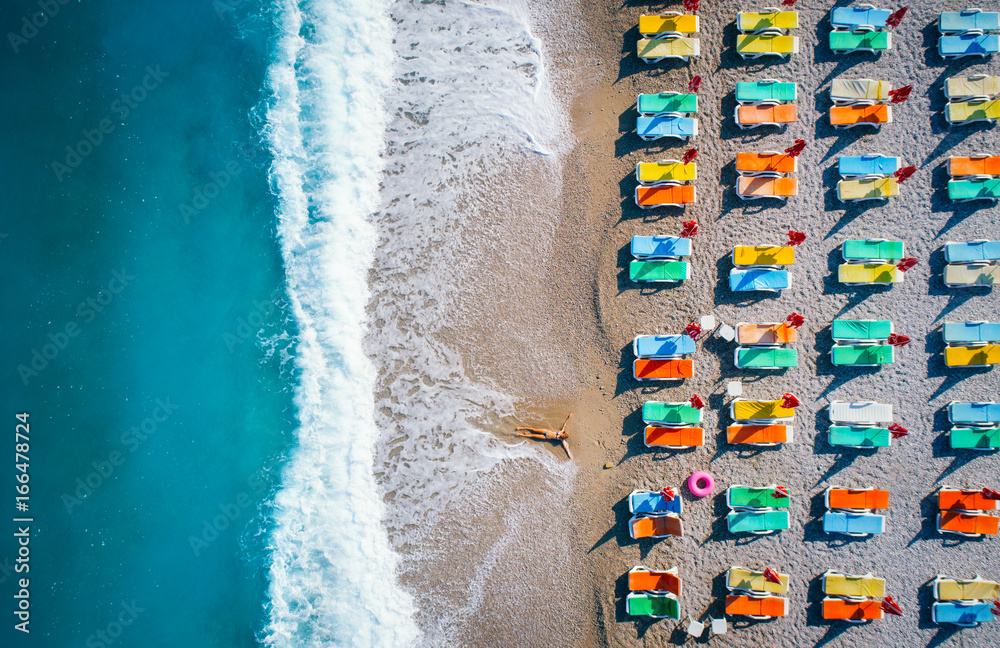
[688,471,714,498]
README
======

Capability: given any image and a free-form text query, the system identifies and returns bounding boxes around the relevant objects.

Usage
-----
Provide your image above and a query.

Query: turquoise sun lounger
[631,235,692,259]
[831,6,891,30]
[642,401,703,425]
[842,239,905,261]
[829,426,892,448]
[838,155,899,178]
[633,335,696,358]
[727,486,790,509]
[943,322,1000,344]
[948,179,1000,202]
[950,427,1000,449]
[823,511,885,536]
[735,347,798,369]
[945,240,1000,263]
[637,116,698,141]
[939,9,1000,34]
[629,489,684,515]
[729,268,790,292]
[831,344,894,366]
[735,81,797,104]
[830,30,891,53]
[727,510,789,534]
[832,319,893,341]
[627,592,680,619]
[948,401,1000,425]
[939,34,1000,59]
[637,92,698,116]
[630,260,689,283]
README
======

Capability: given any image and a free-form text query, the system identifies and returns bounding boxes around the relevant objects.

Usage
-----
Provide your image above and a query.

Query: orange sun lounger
[736,176,798,200]
[725,595,788,618]
[938,488,1000,511]
[736,322,798,345]
[827,488,889,511]
[635,184,697,208]
[629,513,684,539]
[938,511,1000,537]
[634,359,694,381]
[727,424,792,445]
[736,104,798,128]
[830,104,892,128]
[644,426,705,448]
[823,598,883,622]
[736,151,798,175]
[628,566,681,595]
[948,155,1000,177]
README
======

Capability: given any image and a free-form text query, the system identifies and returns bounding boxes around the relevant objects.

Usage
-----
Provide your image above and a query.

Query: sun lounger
[943,264,1000,287]
[842,239,905,262]
[831,78,892,105]
[832,319,893,341]
[727,424,793,445]
[933,575,1000,601]
[943,321,1000,344]
[736,151,798,176]
[837,177,899,202]
[823,511,885,536]
[626,591,681,619]
[946,75,1000,101]
[729,268,790,292]
[826,487,889,511]
[738,9,799,34]
[637,92,698,116]
[635,184,697,208]
[946,156,1000,178]
[630,260,690,283]
[939,9,1000,34]
[629,513,684,539]
[635,161,696,186]
[948,178,1000,202]
[736,176,798,200]
[639,12,700,38]
[736,322,798,345]
[638,37,700,62]
[727,485,790,509]
[830,30,891,53]
[727,510,790,534]
[823,570,887,598]
[736,347,798,369]
[732,399,796,421]
[633,334,696,358]
[823,597,883,622]
[644,426,705,448]
[831,6,892,31]
[938,511,1000,537]
[830,104,891,129]
[636,115,699,141]
[634,358,694,380]
[941,33,1000,58]
[725,595,788,619]
[628,565,681,595]
[735,104,798,129]
[643,401,703,425]
[736,33,799,58]
[933,601,996,626]
[733,246,795,266]
[631,235,692,259]
[831,344,894,366]
[938,487,999,511]
[735,80,797,104]
[838,154,900,178]
[948,401,1000,425]
[828,401,893,425]
[944,345,1000,367]
[945,239,1000,263]
[828,426,892,448]
[949,426,1000,449]
[838,263,902,285]
[945,99,1000,124]
[629,489,683,515]
[727,566,790,595]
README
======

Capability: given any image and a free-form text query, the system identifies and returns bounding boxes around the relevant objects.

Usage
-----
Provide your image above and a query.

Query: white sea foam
[262,0,420,646]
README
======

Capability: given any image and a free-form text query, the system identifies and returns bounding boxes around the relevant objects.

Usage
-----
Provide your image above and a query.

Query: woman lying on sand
[516,413,573,459]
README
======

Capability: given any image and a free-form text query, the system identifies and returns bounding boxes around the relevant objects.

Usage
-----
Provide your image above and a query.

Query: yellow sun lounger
[738,10,799,34]
[822,570,886,599]
[735,104,798,129]
[638,37,700,62]
[727,566,790,595]
[943,264,1000,287]
[830,78,892,105]
[639,12,700,38]
[736,34,799,59]
[945,344,1000,367]
[730,399,795,421]
[946,75,1000,101]
[736,176,798,200]
[838,264,903,285]
[934,575,1000,601]
[733,246,794,266]
[946,99,1000,125]
[830,104,892,129]
[837,177,899,202]
[635,160,696,186]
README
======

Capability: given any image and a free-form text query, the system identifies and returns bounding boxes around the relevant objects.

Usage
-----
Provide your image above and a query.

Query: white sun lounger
[828,401,893,426]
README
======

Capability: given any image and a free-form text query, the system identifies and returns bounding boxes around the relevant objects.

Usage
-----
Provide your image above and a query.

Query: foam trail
[262,0,420,646]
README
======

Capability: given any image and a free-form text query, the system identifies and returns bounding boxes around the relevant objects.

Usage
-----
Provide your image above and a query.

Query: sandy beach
[514,1,1000,646]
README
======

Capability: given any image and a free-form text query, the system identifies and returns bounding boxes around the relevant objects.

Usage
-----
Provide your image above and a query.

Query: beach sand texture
[526,1,1000,646]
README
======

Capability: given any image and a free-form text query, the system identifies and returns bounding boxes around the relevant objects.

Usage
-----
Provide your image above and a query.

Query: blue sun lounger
[945,240,1000,263]
[831,6,892,31]
[943,322,1000,344]
[637,115,698,141]
[633,335,696,358]
[939,33,1000,59]
[838,155,899,178]
[933,601,996,626]
[939,9,1000,34]
[730,268,790,292]
[629,489,684,515]
[823,511,885,536]
[631,235,692,259]
[948,401,1000,425]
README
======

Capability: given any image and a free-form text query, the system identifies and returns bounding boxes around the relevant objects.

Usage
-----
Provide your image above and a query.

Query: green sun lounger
[735,81,797,104]
[727,510,790,534]
[950,427,1000,450]
[627,592,680,619]
[832,319,892,341]
[637,92,698,116]
[832,344,894,366]
[842,239,905,262]
[727,486,790,509]
[642,401,702,425]
[735,347,798,369]
[948,179,1000,202]
[630,260,689,283]
[830,30,891,53]
[829,426,892,448]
